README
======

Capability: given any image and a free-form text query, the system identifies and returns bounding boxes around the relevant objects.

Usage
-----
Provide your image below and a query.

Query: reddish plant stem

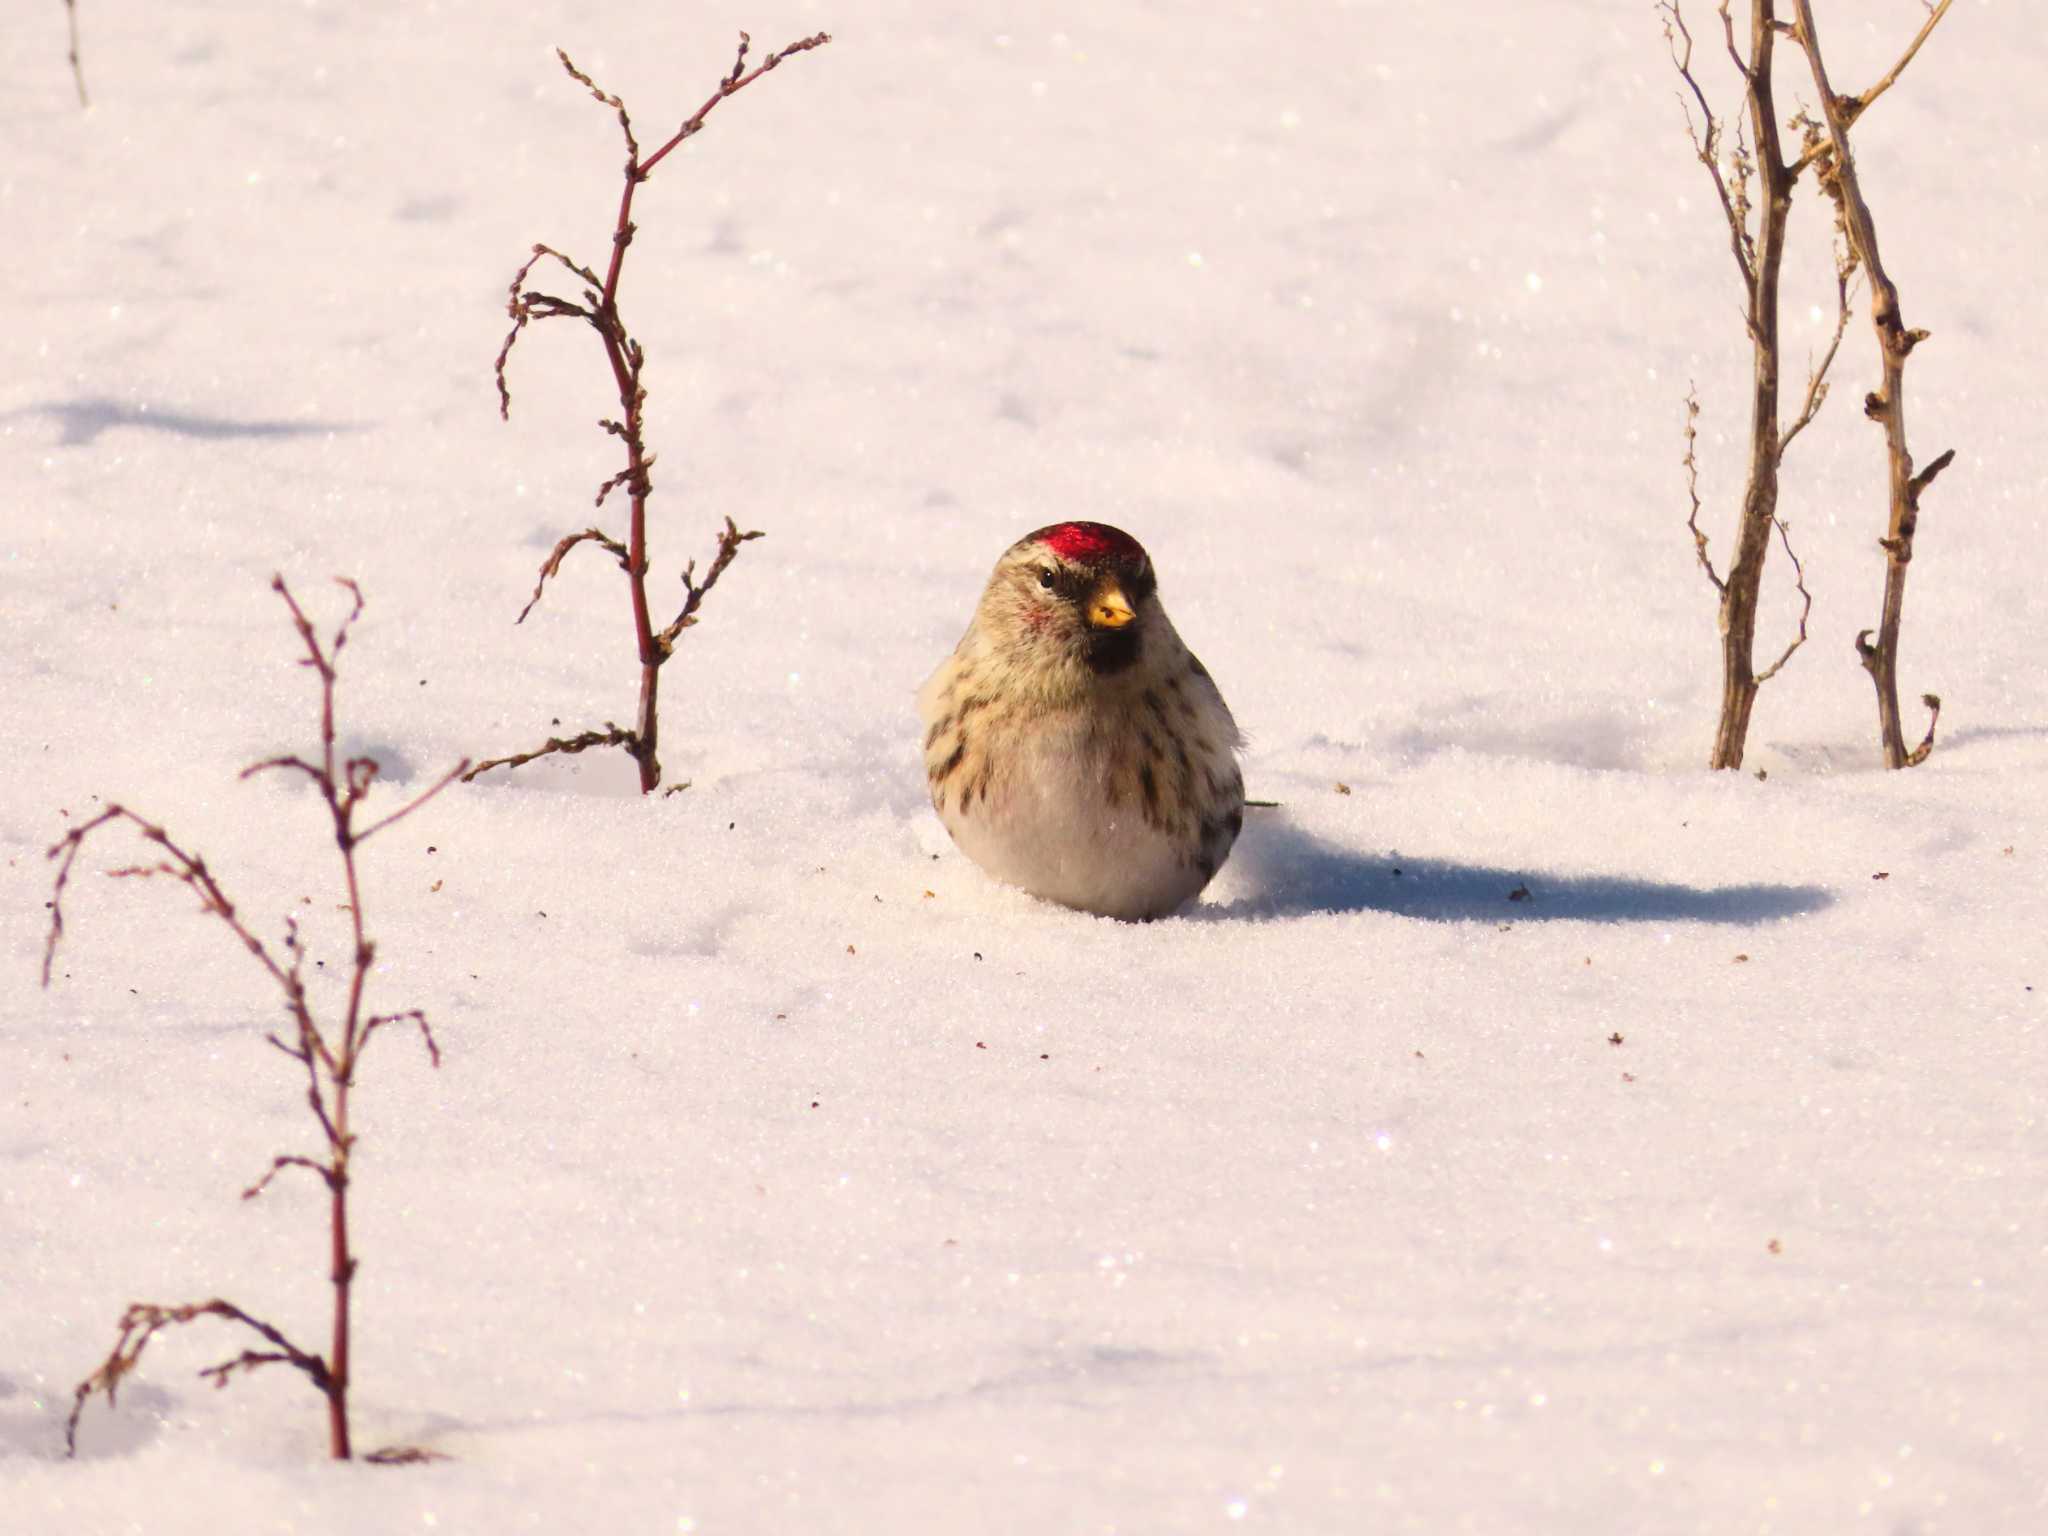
[49,578,463,1461]
[492,33,828,794]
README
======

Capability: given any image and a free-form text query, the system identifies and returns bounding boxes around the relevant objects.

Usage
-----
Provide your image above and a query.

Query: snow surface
[4,1,2044,1531]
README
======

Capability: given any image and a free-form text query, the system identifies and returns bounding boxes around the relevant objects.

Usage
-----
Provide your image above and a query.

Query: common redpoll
[919,522,1245,920]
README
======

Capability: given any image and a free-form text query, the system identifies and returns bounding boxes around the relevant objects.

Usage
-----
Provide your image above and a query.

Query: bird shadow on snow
[1199,817,1832,926]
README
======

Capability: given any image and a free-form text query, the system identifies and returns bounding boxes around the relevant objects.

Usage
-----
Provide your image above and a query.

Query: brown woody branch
[1680,388,1725,594]
[1663,0,1801,771]
[1663,0,1947,771]
[1662,3,1754,294]
[1789,0,1953,769]
[1786,0,1954,179]
[1779,165,1858,453]
[1752,514,1813,684]
[460,722,641,782]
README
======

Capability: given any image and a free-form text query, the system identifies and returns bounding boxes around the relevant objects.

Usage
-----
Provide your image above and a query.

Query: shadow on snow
[7,396,356,446]
[1201,817,1832,926]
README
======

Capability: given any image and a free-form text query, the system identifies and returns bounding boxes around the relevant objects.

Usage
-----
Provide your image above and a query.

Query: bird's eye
[1037,568,1057,591]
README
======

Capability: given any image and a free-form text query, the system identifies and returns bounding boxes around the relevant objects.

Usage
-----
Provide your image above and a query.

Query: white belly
[937,715,1210,921]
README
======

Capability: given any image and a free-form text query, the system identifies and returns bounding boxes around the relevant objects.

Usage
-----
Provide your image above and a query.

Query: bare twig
[493,245,602,419]
[460,723,641,782]
[1681,388,1726,594]
[1665,0,1952,770]
[515,527,632,624]
[657,518,765,653]
[1665,0,1799,770]
[350,761,469,846]
[1787,0,1955,179]
[1789,0,1955,768]
[1752,515,1813,684]
[365,1445,453,1465]
[48,579,462,1461]
[488,32,829,793]
[1779,226,1856,453]
[65,1300,328,1455]
[44,807,289,991]
[62,0,88,107]
[1660,2,1753,292]
[243,1154,338,1199]
[1906,691,1941,766]
[361,1008,441,1069]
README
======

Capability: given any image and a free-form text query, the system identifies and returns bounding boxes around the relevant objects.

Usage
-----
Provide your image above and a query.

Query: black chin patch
[1085,625,1142,675]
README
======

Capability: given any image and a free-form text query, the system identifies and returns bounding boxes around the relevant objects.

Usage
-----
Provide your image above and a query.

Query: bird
[919,521,1245,920]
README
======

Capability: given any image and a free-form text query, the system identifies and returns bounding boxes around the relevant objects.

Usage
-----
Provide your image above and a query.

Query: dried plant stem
[463,722,639,782]
[490,32,827,793]
[1662,0,1948,770]
[47,577,465,1461]
[1752,514,1812,685]
[63,0,88,107]
[1788,0,1953,768]
[1664,0,1799,770]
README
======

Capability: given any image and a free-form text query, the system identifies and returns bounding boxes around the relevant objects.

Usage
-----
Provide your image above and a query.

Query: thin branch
[557,48,639,163]
[364,1446,451,1465]
[361,1009,442,1069]
[66,1300,329,1455]
[1714,0,1748,81]
[1790,0,1954,768]
[308,1094,346,1166]
[1788,0,1955,178]
[490,33,829,794]
[1681,388,1726,593]
[63,0,88,107]
[350,760,471,846]
[271,575,360,679]
[1752,516,1813,683]
[461,723,641,782]
[1659,1,1754,291]
[1905,693,1941,766]
[50,577,460,1462]
[494,245,604,419]
[639,32,833,179]
[723,32,754,92]
[243,1154,338,1200]
[240,754,329,788]
[515,527,631,624]
[266,1031,311,1064]
[1909,446,1956,499]
[1780,219,1857,452]
[656,519,765,654]
[43,808,287,992]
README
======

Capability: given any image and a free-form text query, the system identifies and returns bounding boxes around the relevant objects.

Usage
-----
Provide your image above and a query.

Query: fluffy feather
[920,522,1245,920]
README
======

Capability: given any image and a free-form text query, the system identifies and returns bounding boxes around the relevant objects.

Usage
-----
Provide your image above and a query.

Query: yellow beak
[1088,583,1136,629]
